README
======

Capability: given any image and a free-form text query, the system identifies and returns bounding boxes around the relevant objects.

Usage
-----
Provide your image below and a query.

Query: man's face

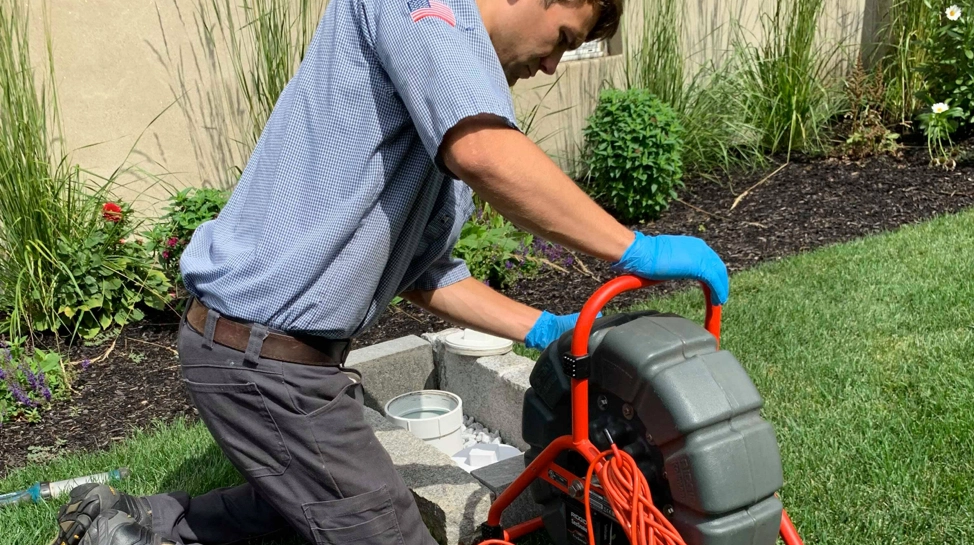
[489,0,599,86]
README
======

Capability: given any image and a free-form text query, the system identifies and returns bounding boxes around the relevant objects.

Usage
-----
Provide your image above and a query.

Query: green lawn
[619,208,974,544]
[2,208,972,545]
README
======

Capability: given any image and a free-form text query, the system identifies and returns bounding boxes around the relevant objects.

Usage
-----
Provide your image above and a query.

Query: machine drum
[522,311,784,545]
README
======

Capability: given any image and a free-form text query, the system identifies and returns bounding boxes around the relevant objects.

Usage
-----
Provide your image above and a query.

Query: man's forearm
[443,117,636,264]
[401,277,542,342]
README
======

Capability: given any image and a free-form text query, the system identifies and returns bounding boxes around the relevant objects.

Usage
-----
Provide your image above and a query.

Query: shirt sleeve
[410,251,472,291]
[370,0,519,167]
[408,179,475,291]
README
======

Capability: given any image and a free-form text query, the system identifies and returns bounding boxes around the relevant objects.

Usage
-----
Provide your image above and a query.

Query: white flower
[932,102,949,114]
[945,5,961,20]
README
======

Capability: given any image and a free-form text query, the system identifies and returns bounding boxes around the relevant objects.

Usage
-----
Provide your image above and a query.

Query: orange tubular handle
[570,275,722,357]
[780,509,804,545]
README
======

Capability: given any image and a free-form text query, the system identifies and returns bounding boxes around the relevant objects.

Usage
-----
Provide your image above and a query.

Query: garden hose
[0,467,130,509]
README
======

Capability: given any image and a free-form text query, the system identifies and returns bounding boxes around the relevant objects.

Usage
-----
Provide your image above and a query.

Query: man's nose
[540,52,563,75]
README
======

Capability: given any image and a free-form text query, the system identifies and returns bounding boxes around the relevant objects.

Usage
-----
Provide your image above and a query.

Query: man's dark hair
[544,0,623,42]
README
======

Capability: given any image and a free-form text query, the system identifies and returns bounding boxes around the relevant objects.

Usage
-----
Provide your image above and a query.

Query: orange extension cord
[481,443,687,545]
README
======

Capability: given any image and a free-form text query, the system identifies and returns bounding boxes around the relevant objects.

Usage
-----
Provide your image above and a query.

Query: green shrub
[917,1,974,129]
[839,57,902,160]
[42,201,172,339]
[0,185,171,341]
[448,201,583,291]
[582,88,684,223]
[452,205,538,289]
[145,187,229,294]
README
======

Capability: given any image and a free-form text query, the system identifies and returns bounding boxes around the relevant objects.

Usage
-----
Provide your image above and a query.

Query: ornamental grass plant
[0,1,170,344]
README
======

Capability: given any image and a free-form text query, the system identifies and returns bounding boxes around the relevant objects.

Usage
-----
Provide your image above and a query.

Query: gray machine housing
[522,311,784,545]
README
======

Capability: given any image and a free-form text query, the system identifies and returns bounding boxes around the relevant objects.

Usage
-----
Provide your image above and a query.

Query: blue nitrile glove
[525,310,601,351]
[612,231,729,305]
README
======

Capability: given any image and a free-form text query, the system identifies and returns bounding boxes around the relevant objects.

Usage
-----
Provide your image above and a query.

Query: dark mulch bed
[1,144,972,478]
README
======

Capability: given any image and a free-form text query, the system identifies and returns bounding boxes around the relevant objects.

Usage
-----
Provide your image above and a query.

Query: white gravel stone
[452,413,523,473]
[461,413,513,449]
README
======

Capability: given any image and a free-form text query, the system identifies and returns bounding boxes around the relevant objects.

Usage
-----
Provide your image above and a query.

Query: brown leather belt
[185,298,351,366]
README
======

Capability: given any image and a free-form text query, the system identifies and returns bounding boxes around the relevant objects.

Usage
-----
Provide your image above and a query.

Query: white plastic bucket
[384,390,464,456]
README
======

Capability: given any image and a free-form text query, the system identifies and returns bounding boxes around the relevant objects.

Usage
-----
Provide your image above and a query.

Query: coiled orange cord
[586,443,687,545]
[480,442,687,545]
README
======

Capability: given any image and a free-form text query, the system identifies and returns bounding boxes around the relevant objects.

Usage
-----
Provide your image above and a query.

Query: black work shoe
[51,484,153,545]
[77,509,175,545]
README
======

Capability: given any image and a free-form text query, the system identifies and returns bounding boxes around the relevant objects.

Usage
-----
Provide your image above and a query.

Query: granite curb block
[346,334,437,413]
[354,331,543,542]
[364,405,492,545]
[424,329,535,452]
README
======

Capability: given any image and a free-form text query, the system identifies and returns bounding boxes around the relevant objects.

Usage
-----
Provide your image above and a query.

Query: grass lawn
[1,208,972,545]
[620,208,974,544]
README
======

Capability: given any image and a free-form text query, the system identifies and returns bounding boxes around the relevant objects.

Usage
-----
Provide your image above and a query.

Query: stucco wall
[26,0,320,213]
[24,0,878,209]
[512,0,869,171]
[27,1,220,213]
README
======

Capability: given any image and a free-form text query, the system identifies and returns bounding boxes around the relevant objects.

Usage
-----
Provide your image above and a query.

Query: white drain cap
[442,328,513,357]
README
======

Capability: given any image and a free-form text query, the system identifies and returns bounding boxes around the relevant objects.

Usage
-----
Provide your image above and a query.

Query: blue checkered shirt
[180,0,518,338]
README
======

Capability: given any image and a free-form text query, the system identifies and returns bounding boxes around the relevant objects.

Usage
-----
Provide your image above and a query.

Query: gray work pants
[143,309,437,545]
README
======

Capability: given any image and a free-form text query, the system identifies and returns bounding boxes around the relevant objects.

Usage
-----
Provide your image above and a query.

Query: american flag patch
[407,0,456,27]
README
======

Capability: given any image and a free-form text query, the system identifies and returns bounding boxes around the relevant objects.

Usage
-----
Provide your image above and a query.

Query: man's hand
[403,279,602,351]
[612,232,729,305]
[525,310,601,350]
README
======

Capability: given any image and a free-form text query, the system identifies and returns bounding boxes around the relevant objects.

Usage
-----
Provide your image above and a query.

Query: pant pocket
[303,486,404,545]
[183,379,291,478]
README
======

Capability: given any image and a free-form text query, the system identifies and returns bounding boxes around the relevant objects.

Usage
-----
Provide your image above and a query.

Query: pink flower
[166,237,179,248]
[162,251,170,259]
